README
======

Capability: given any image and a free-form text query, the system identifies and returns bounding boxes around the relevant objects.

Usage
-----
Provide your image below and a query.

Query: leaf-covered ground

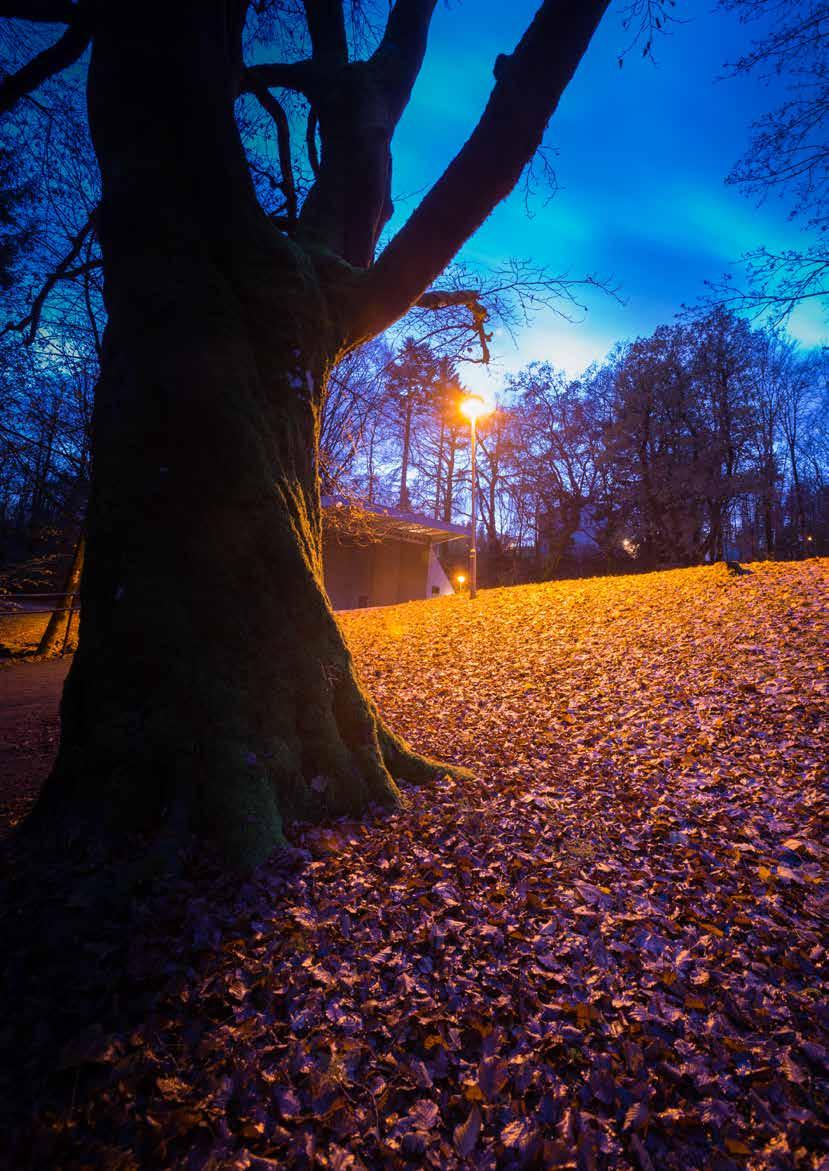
[0,607,79,657]
[2,561,827,1169]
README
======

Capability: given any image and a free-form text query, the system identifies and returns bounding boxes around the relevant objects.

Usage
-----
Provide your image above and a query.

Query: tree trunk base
[31,598,466,871]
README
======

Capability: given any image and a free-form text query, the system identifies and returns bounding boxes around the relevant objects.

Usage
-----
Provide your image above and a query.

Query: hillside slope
[5,560,828,1169]
[346,560,827,821]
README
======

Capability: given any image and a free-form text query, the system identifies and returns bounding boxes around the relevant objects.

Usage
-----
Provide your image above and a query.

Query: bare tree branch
[241,59,318,98]
[1,211,98,343]
[706,246,829,326]
[617,0,683,64]
[397,261,619,366]
[247,80,298,223]
[721,1,828,225]
[415,288,492,363]
[0,8,90,114]
[346,0,611,346]
[714,2,828,317]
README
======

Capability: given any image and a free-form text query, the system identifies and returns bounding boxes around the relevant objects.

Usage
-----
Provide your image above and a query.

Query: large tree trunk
[32,1,443,868]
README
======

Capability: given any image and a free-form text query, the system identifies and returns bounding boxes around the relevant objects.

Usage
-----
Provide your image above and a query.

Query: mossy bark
[31,2,449,869]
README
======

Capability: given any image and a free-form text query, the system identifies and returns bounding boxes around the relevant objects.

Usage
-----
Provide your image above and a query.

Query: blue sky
[383,1,827,392]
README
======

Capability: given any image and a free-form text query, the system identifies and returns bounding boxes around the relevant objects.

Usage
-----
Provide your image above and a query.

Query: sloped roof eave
[321,495,468,544]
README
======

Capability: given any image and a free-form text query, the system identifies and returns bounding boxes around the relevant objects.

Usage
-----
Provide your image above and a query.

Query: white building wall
[426,548,455,597]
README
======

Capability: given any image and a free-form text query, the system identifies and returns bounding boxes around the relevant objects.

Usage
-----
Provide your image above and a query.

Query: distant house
[537,502,603,564]
[322,495,467,610]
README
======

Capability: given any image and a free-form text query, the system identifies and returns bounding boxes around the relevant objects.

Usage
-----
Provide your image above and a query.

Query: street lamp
[459,394,491,599]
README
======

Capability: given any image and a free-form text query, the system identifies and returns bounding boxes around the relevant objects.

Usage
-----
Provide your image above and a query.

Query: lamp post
[459,394,490,599]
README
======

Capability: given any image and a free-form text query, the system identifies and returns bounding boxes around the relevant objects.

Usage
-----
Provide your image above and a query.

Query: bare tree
[319,338,391,494]
[777,346,824,548]
[384,338,436,510]
[404,356,467,520]
[509,363,605,571]
[690,308,758,560]
[748,329,788,555]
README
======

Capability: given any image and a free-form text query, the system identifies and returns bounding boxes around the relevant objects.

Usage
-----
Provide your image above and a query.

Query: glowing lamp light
[459,394,490,422]
[455,573,466,587]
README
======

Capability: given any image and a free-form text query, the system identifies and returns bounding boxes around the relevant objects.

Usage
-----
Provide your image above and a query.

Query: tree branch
[303,0,348,64]
[345,0,611,345]
[59,258,102,280]
[369,0,438,122]
[291,3,435,268]
[706,247,829,327]
[1,212,97,343]
[241,60,318,99]
[414,289,492,363]
[247,81,298,223]
[0,10,90,114]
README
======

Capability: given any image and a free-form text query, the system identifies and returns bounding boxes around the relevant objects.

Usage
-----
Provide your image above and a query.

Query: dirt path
[0,657,70,837]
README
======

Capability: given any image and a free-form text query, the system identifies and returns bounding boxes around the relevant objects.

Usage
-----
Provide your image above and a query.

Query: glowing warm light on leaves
[19,561,825,1167]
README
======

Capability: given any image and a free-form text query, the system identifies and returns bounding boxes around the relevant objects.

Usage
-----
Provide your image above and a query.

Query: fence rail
[0,593,80,655]
[1,593,80,616]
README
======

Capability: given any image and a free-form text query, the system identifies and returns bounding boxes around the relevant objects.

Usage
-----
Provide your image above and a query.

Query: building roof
[322,494,468,544]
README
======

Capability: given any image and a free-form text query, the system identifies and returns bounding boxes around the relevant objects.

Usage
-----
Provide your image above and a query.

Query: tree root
[377,716,474,786]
